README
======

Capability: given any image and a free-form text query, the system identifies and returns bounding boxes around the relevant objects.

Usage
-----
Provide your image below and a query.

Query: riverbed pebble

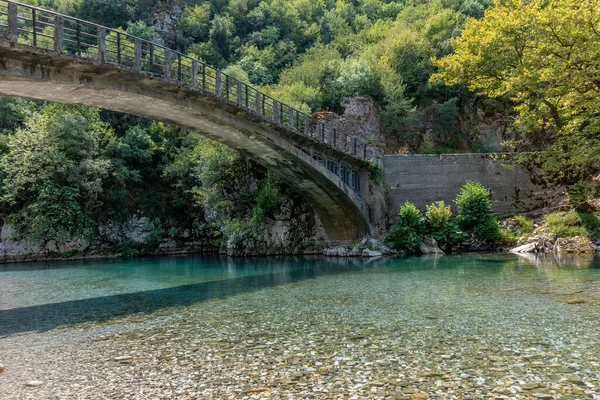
[2,255,600,399]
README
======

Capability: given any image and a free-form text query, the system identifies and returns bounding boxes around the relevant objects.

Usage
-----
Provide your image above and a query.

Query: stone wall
[384,154,556,222]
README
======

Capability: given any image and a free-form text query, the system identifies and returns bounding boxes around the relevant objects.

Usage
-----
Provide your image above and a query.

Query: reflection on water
[0,253,600,338]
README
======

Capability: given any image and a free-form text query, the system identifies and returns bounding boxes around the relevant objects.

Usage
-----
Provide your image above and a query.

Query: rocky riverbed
[1,254,600,399]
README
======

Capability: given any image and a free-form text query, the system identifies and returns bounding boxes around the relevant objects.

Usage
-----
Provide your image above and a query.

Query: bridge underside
[0,44,370,241]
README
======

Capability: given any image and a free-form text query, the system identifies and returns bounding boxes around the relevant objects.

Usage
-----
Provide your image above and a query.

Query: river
[1,253,599,399]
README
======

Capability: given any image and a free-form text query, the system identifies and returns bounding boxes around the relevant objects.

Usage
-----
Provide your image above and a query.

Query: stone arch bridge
[0,1,387,242]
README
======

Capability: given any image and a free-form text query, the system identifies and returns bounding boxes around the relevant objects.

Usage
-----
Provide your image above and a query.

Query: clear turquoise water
[1,253,600,338]
[2,253,600,398]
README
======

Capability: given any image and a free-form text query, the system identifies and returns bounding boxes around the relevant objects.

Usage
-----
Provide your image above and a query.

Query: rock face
[511,235,597,254]
[419,237,444,255]
[218,198,326,257]
[0,216,216,262]
[311,96,384,148]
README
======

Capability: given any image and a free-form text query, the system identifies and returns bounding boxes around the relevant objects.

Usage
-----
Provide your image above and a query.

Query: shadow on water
[0,255,381,338]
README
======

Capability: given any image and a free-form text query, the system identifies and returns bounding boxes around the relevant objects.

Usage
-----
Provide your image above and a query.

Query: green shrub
[426,201,452,230]
[499,228,519,244]
[252,181,280,225]
[545,211,600,237]
[567,181,596,207]
[455,181,493,231]
[385,201,424,249]
[513,215,535,235]
[475,217,501,241]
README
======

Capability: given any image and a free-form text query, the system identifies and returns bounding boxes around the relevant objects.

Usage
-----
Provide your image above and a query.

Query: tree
[432,0,600,190]
[0,104,111,240]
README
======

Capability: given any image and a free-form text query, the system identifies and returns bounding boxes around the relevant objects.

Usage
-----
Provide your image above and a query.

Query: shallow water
[1,253,600,398]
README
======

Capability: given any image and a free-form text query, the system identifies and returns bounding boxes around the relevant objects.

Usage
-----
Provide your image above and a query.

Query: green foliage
[426,201,452,230]
[513,215,535,235]
[544,212,600,238]
[434,0,600,185]
[474,217,500,241]
[499,228,518,245]
[455,181,493,231]
[454,181,499,241]
[0,104,110,241]
[567,182,596,208]
[368,163,383,186]
[386,201,424,249]
[252,180,281,225]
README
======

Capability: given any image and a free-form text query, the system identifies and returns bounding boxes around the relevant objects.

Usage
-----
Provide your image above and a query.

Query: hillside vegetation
[1,0,599,255]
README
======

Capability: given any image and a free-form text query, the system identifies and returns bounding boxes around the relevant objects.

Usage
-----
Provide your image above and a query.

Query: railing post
[134,38,142,71]
[97,27,106,63]
[273,100,279,124]
[8,2,18,45]
[32,8,37,47]
[304,116,309,136]
[215,70,222,97]
[236,81,243,107]
[54,15,64,53]
[164,49,171,79]
[363,144,367,160]
[255,92,261,114]
[353,138,358,155]
[333,128,337,148]
[191,60,198,88]
[288,108,294,129]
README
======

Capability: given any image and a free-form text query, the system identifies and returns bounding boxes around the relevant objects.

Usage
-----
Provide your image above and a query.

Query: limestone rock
[510,242,538,254]
[25,381,43,387]
[554,236,595,253]
[419,237,443,255]
[362,249,382,257]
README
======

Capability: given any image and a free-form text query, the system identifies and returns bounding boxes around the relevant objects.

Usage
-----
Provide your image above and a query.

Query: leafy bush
[455,181,494,230]
[545,211,600,238]
[567,181,596,207]
[475,218,501,241]
[252,181,281,225]
[385,201,424,249]
[513,215,535,235]
[426,201,452,230]
[499,228,518,244]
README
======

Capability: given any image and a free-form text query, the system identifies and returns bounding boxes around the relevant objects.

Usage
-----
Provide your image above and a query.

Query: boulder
[419,237,443,254]
[510,242,538,254]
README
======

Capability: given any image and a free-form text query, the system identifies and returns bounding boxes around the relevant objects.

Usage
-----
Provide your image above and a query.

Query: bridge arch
[0,1,383,241]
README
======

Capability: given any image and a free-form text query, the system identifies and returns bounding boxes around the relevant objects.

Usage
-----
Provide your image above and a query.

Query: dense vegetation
[386,181,501,252]
[17,0,497,153]
[1,0,599,253]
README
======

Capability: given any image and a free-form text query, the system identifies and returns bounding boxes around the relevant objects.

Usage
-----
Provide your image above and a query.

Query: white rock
[362,249,382,258]
[510,242,538,254]
[25,380,43,387]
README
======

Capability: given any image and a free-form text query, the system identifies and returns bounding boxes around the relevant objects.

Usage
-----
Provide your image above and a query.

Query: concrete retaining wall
[384,154,552,220]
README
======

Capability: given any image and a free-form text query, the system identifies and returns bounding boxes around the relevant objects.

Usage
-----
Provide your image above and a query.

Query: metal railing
[0,0,384,166]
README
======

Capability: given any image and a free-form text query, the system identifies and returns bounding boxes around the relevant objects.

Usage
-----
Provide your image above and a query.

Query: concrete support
[164,49,171,79]
[288,107,294,129]
[273,100,279,124]
[191,60,198,88]
[97,27,106,63]
[236,81,243,107]
[8,2,18,45]
[54,15,63,53]
[215,70,222,98]
[304,115,309,136]
[134,38,142,71]
[255,91,261,115]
